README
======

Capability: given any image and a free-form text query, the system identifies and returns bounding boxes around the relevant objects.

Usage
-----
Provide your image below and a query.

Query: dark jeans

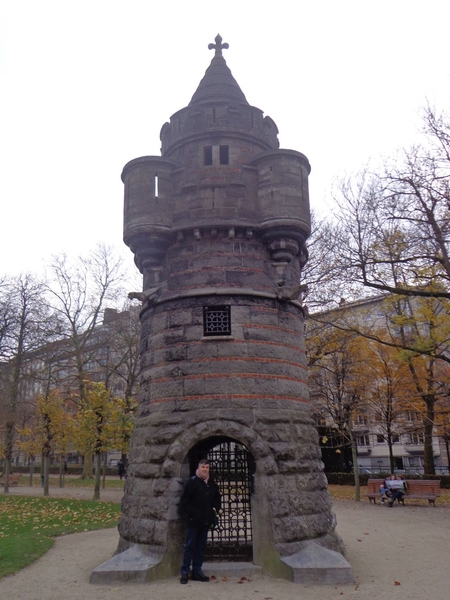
[181,524,209,575]
[390,490,405,504]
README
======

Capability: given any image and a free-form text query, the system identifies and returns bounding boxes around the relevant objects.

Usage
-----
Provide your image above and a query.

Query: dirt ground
[1,485,450,600]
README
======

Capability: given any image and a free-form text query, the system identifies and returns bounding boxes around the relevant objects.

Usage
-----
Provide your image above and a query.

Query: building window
[392,434,399,444]
[219,145,229,165]
[204,146,213,166]
[406,410,420,422]
[408,433,425,445]
[354,414,368,426]
[357,435,370,447]
[203,305,231,336]
[376,434,385,444]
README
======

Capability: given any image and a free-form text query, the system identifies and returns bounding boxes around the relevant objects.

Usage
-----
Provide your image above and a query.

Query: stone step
[202,561,263,579]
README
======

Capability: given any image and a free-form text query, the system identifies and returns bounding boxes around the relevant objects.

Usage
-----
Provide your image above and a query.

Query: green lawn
[0,495,121,579]
[25,475,125,489]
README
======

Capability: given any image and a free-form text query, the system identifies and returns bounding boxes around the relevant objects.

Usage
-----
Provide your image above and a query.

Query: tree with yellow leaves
[360,337,417,472]
[16,391,75,496]
[387,293,450,474]
[73,381,134,500]
[307,323,370,500]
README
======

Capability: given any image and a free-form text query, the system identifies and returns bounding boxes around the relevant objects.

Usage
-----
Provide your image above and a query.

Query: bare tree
[101,303,140,462]
[332,105,450,302]
[0,274,52,492]
[45,244,126,478]
[300,211,358,313]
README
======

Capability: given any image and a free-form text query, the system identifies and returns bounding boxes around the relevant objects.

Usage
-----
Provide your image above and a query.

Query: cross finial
[208,34,229,57]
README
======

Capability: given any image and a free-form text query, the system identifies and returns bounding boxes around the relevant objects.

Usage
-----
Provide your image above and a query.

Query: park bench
[366,478,441,506]
[0,473,22,487]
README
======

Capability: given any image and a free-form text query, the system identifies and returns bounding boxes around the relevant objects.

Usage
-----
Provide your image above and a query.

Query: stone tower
[92,35,351,585]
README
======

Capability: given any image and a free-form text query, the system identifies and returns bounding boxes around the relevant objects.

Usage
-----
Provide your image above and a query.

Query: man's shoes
[388,501,393,507]
[191,572,210,582]
[180,573,189,584]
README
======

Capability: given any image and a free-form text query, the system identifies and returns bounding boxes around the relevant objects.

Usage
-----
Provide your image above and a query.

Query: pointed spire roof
[189,34,248,106]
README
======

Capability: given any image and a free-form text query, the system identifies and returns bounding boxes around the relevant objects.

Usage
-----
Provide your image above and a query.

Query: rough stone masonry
[91,35,352,585]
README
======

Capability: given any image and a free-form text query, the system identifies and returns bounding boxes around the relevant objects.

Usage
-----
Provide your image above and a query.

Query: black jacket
[179,475,221,528]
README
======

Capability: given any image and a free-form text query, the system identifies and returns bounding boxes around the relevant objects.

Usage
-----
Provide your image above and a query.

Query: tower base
[281,542,353,585]
[90,543,352,585]
[90,543,160,584]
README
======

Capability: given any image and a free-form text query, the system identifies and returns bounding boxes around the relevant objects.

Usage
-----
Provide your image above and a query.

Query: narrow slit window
[154,172,159,198]
[203,305,231,336]
[219,145,229,165]
[204,146,213,166]
[213,107,216,123]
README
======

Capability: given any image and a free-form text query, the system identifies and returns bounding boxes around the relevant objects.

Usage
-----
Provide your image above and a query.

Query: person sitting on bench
[387,475,407,507]
[379,475,395,505]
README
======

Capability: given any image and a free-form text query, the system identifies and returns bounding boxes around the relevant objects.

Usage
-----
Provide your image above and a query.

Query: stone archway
[187,436,256,561]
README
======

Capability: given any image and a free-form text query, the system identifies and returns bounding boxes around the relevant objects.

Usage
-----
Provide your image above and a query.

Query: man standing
[179,459,221,584]
[117,459,125,480]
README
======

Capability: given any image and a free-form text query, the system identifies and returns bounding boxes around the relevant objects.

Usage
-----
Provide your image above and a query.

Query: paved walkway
[1,487,450,600]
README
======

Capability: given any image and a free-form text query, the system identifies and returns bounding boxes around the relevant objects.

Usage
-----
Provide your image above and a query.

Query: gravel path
[1,487,449,600]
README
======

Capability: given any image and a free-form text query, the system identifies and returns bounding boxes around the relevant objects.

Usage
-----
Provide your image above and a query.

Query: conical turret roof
[189,34,248,106]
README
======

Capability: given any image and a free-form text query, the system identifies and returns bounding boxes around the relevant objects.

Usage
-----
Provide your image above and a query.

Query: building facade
[308,295,450,475]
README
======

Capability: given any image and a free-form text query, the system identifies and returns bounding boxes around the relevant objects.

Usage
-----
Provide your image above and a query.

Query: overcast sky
[1,1,449,278]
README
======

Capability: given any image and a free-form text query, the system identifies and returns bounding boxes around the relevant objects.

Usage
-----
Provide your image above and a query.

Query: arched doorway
[187,436,255,561]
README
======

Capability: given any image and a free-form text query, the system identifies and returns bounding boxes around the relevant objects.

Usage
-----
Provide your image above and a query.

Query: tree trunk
[445,436,450,472]
[81,453,94,479]
[59,458,64,488]
[3,457,11,494]
[93,452,101,500]
[3,422,15,494]
[43,454,50,497]
[423,396,435,475]
[29,457,35,486]
[387,439,394,473]
[349,430,360,501]
[102,452,107,490]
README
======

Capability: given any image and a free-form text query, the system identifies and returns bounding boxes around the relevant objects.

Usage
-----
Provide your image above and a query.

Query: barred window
[203,305,231,336]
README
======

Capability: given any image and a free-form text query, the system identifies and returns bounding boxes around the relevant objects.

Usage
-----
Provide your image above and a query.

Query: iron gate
[191,439,254,561]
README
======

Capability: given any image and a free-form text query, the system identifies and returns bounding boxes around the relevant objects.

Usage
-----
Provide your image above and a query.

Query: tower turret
[123,34,310,296]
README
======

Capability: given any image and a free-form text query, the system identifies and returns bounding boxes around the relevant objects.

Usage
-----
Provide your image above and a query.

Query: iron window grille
[203,305,231,336]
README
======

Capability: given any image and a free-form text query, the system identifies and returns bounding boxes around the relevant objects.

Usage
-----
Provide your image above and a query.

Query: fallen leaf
[394,581,401,586]
[357,539,362,542]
